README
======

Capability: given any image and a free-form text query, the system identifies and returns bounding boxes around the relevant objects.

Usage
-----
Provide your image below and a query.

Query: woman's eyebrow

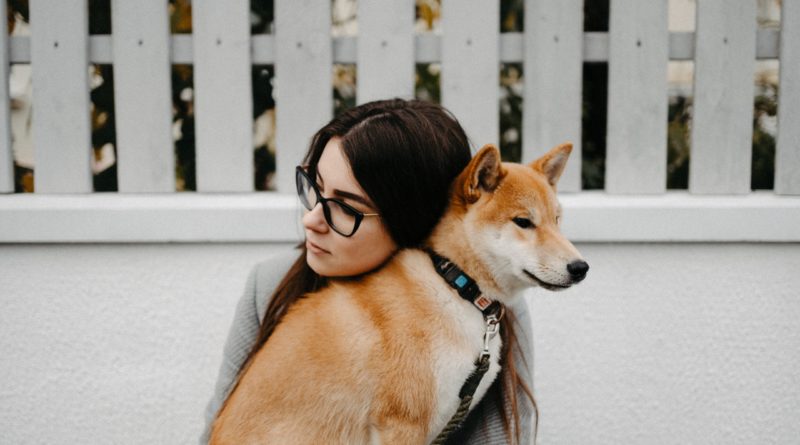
[332,189,374,209]
[316,170,376,209]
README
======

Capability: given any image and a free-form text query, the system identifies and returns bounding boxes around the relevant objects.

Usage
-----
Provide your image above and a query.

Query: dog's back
[210,249,495,445]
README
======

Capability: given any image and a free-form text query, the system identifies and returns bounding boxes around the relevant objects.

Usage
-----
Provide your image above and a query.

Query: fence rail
[1,0,799,243]
[4,28,788,65]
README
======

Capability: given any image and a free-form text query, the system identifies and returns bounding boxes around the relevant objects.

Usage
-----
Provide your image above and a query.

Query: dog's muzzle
[523,269,570,290]
[523,260,589,290]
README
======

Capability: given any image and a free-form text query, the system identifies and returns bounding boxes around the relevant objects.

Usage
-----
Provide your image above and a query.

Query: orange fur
[210,143,586,445]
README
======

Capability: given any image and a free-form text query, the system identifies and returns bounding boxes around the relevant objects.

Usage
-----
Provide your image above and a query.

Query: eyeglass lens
[297,169,359,236]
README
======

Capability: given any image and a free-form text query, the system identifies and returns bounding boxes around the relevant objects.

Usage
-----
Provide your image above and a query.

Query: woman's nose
[302,202,329,233]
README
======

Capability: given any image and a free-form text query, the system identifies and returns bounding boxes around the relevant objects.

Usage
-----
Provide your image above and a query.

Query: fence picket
[112,0,173,192]
[441,0,499,150]
[605,0,669,194]
[357,0,414,104]
[0,0,12,192]
[274,0,332,193]
[776,0,800,195]
[30,0,92,193]
[523,0,583,192]
[192,0,253,192]
[690,1,756,194]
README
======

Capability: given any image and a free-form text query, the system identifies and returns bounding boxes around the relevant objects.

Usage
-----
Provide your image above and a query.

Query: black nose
[567,260,589,282]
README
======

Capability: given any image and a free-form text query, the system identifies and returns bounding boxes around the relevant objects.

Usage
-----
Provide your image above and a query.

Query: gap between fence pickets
[0,192,798,243]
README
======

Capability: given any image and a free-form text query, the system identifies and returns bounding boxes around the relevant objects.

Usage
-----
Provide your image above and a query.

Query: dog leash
[427,250,505,445]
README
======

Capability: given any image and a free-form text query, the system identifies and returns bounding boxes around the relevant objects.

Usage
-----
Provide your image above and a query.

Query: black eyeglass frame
[295,166,380,237]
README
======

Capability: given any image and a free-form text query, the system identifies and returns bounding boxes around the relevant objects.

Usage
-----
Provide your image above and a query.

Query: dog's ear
[531,142,572,187]
[462,144,506,203]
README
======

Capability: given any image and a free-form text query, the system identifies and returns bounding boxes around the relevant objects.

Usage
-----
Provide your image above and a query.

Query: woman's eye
[512,217,535,229]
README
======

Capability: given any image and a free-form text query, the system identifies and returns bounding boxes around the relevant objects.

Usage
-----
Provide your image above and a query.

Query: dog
[210,142,588,444]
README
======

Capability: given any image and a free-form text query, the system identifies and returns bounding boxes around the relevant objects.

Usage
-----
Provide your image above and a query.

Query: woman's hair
[231,98,536,444]
[303,98,471,247]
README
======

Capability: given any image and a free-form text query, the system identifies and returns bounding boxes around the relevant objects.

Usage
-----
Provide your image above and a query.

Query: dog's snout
[567,260,589,282]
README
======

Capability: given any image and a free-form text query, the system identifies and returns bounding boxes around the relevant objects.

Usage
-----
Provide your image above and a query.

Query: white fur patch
[398,254,504,444]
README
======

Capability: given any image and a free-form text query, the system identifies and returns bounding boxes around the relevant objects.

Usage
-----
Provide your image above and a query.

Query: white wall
[1,243,798,444]
[529,243,800,444]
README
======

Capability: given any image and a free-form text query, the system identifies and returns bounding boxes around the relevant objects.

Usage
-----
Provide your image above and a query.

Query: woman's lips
[306,239,330,254]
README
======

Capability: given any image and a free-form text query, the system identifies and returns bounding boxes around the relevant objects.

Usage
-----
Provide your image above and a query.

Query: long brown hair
[232,99,536,444]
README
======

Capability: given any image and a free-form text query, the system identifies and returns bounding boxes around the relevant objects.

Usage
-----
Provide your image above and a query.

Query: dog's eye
[512,217,535,229]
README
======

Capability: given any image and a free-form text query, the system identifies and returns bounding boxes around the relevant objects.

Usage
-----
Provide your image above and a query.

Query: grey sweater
[201,249,536,444]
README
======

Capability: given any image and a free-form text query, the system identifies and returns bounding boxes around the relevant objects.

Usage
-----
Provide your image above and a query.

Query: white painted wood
[357,0,414,103]
[441,0,499,150]
[29,0,92,193]
[415,34,440,63]
[6,3,799,246]
[192,0,253,192]
[670,32,694,61]
[112,0,173,192]
[523,0,583,192]
[8,31,784,65]
[500,33,522,62]
[251,34,276,64]
[776,0,800,195]
[274,0,332,193]
[756,27,780,60]
[690,1,756,194]
[556,192,800,242]
[606,0,669,194]
[171,34,193,64]
[2,192,800,243]
[584,32,609,62]
[334,35,357,63]
[385,29,773,65]
[0,193,302,242]
[9,36,30,63]
[89,35,112,63]
[0,0,13,193]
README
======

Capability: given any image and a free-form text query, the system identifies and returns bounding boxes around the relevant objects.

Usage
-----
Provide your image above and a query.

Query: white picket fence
[1,0,799,242]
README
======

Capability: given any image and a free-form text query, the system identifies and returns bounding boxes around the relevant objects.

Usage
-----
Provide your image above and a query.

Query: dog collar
[426,248,505,444]
[426,249,505,321]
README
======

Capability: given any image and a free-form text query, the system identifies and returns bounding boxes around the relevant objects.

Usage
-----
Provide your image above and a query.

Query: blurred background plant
[5,0,780,192]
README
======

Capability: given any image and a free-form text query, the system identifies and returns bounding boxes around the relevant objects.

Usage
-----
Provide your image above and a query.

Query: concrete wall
[1,243,798,444]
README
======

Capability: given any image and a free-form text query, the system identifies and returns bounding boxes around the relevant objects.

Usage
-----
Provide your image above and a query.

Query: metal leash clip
[481,314,500,358]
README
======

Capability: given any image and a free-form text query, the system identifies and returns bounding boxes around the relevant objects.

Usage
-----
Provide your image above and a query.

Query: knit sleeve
[511,296,537,443]
[199,249,299,444]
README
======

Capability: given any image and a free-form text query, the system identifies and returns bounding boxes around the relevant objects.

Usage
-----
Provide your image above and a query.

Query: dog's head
[440,142,588,295]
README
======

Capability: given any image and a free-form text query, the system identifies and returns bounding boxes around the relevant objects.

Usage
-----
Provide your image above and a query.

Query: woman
[201,99,536,444]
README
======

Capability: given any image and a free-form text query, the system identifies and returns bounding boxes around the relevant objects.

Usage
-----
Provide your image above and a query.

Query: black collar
[426,249,505,321]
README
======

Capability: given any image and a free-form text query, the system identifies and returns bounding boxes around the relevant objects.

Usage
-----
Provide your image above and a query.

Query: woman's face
[302,137,398,277]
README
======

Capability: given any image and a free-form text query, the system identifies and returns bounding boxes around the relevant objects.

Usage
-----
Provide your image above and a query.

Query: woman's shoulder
[250,247,301,320]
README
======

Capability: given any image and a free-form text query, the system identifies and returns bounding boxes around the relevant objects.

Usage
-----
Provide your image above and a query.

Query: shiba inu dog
[210,142,588,445]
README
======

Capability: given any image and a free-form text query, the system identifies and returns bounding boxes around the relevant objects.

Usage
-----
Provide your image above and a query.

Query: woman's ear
[530,142,573,187]
[462,144,506,203]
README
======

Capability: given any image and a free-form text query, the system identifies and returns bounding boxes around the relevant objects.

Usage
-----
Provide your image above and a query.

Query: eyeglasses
[295,166,380,237]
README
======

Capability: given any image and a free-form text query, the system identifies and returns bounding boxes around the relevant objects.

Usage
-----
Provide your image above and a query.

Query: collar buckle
[427,249,505,322]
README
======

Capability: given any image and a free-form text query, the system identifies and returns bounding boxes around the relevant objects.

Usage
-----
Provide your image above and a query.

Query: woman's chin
[305,253,326,275]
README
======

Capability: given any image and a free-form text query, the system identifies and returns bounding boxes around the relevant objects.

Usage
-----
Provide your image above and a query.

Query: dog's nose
[567,260,589,282]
